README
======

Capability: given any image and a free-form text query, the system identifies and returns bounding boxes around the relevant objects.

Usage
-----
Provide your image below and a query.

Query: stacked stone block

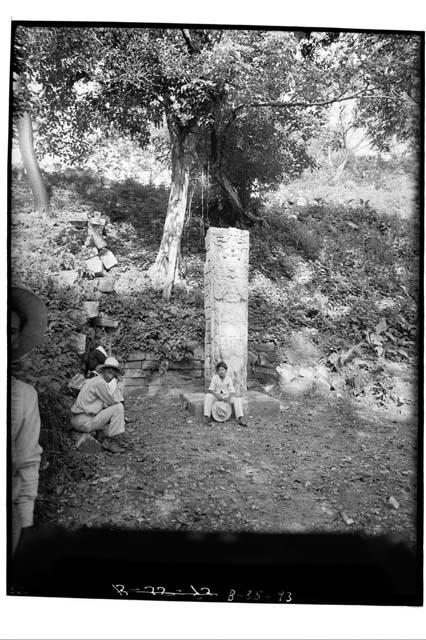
[122,349,205,396]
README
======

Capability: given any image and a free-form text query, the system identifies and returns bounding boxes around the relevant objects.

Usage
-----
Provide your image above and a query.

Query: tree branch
[235,90,411,116]
[233,92,365,114]
[242,208,267,225]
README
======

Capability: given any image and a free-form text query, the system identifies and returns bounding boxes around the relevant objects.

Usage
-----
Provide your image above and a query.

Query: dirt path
[36,392,418,546]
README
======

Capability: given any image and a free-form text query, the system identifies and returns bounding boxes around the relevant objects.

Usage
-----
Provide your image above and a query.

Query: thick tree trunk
[209,122,263,227]
[213,166,243,221]
[213,164,264,226]
[148,126,190,300]
[16,112,50,213]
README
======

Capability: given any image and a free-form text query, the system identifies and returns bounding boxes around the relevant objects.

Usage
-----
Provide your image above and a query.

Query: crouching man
[204,361,247,426]
[70,357,127,454]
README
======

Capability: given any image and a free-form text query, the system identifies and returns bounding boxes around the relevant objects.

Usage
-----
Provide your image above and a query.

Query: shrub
[251,205,323,272]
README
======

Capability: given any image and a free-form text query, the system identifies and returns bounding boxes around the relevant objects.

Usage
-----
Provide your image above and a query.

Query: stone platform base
[180,390,280,420]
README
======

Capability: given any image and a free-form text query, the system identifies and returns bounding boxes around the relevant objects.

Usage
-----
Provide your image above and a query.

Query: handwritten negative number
[278,590,292,603]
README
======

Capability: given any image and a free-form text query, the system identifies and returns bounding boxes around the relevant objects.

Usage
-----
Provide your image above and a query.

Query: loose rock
[388,496,399,510]
[97,277,115,293]
[99,249,118,270]
[65,210,88,227]
[85,256,104,276]
[341,512,355,525]
[83,300,99,319]
[73,433,103,454]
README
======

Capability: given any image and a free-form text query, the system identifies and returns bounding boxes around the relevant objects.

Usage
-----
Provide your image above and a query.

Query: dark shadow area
[9,528,421,605]
[35,389,99,524]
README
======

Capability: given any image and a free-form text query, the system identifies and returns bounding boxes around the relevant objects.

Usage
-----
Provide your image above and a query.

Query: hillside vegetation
[11,154,419,409]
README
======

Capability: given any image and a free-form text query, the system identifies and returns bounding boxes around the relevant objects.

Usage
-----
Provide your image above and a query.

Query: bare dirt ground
[36,391,418,546]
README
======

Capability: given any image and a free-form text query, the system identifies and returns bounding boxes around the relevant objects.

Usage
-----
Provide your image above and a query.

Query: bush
[251,205,323,277]
[99,288,204,365]
[287,221,323,260]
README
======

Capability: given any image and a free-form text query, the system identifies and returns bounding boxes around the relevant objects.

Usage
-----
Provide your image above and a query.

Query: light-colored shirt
[91,370,120,396]
[11,377,43,535]
[208,374,235,397]
[71,375,123,415]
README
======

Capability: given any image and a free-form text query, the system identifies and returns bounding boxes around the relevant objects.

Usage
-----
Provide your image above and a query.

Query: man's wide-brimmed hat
[97,357,124,376]
[211,400,232,422]
[11,287,48,361]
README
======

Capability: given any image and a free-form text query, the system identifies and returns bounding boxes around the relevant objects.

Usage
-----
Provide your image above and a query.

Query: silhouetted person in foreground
[10,287,47,553]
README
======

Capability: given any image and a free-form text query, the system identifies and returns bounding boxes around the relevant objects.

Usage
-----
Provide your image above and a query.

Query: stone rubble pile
[58,211,207,396]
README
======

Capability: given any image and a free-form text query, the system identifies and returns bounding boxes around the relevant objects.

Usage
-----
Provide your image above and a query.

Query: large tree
[13,26,421,296]
[12,68,50,212]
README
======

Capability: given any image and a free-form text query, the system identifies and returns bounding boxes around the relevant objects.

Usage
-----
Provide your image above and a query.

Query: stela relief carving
[204,227,249,396]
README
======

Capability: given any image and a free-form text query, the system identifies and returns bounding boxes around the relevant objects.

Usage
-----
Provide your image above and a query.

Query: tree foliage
[353,34,421,151]
[12,25,421,294]
[298,31,421,152]
[14,26,420,187]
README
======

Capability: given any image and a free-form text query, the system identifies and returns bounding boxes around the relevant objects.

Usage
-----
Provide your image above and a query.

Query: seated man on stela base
[70,357,128,454]
[204,361,247,426]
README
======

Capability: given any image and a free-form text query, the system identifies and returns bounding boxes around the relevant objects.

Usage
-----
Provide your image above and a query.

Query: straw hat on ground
[211,399,232,422]
[11,287,48,362]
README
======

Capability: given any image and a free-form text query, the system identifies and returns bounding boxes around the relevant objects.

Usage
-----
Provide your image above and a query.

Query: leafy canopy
[13,26,421,192]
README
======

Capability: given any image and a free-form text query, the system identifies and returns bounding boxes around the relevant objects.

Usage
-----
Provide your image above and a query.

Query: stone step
[123,369,148,378]
[180,390,280,420]
[124,361,143,369]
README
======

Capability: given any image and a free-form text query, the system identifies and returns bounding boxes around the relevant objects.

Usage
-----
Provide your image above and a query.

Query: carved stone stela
[204,227,249,395]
